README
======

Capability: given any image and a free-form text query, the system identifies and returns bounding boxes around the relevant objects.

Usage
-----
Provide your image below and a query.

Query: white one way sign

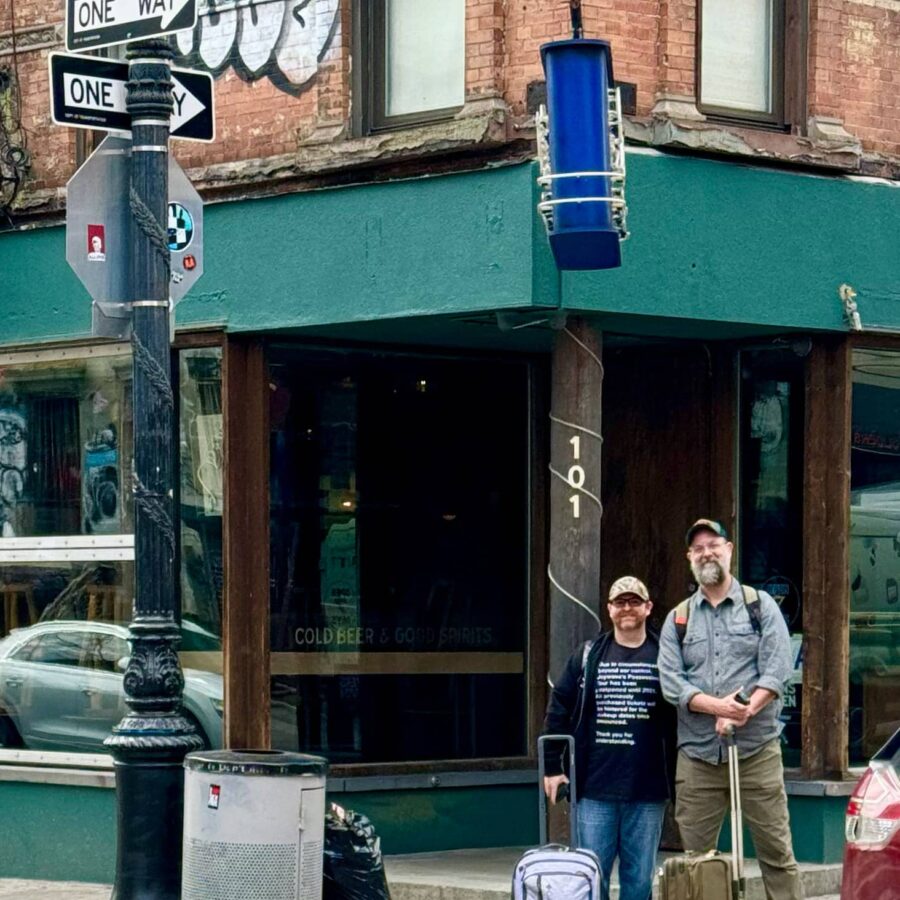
[67,0,197,52]
[50,53,214,142]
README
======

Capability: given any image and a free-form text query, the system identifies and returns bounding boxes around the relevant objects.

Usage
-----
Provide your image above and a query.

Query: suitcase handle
[538,734,577,846]
[728,688,749,898]
[727,741,745,899]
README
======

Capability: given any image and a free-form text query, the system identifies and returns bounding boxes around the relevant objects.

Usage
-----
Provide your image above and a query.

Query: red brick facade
[1,0,898,215]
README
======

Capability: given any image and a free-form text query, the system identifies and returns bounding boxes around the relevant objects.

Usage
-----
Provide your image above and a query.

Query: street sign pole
[103,38,202,900]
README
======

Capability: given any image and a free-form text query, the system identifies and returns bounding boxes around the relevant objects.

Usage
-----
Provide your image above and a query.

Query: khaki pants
[675,740,804,900]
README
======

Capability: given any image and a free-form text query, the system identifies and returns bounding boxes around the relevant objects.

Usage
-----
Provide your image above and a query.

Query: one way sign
[67,0,197,52]
[49,53,215,142]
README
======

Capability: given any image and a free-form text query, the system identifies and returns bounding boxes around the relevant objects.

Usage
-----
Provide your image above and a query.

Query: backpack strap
[674,598,692,645]
[741,584,763,635]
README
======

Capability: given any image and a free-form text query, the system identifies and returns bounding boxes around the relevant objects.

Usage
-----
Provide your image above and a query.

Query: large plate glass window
[849,349,900,764]
[699,0,784,123]
[0,345,134,755]
[739,348,805,766]
[178,347,224,669]
[269,348,529,763]
[0,344,224,756]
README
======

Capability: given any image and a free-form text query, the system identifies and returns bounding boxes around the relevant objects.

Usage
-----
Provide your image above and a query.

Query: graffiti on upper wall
[173,0,340,96]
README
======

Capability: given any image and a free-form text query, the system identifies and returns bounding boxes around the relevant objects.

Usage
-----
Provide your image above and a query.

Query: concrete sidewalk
[385,848,842,900]
[0,848,843,899]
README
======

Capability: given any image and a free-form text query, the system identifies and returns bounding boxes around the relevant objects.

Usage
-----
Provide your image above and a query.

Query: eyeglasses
[608,597,647,609]
[689,540,727,556]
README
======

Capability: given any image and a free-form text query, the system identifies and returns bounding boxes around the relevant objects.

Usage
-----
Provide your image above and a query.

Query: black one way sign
[50,53,215,142]
[67,0,197,52]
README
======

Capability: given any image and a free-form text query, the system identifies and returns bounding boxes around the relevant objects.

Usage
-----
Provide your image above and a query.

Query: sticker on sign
[67,0,197,52]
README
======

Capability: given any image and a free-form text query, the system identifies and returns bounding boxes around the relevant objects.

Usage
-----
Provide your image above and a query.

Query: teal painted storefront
[1,150,896,881]
[0,780,117,883]
[2,153,898,348]
[0,777,847,884]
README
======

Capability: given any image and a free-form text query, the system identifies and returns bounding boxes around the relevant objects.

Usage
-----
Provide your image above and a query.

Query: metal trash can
[182,750,328,900]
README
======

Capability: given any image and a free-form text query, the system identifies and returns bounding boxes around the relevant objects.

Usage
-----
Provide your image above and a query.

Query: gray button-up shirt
[658,578,793,764]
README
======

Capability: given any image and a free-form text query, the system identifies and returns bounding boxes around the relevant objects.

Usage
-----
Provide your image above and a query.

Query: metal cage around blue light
[536,38,628,270]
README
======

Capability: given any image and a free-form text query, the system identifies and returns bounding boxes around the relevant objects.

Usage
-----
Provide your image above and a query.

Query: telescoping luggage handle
[537,734,577,847]
[726,733,746,900]
[725,690,750,900]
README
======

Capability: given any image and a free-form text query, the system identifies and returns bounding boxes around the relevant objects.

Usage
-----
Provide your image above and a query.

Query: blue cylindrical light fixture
[539,38,622,270]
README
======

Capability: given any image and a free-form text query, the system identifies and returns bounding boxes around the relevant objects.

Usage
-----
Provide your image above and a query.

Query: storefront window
[269,349,529,763]
[179,348,224,663]
[850,349,900,764]
[0,346,134,754]
[0,344,225,755]
[0,348,133,539]
[739,349,804,767]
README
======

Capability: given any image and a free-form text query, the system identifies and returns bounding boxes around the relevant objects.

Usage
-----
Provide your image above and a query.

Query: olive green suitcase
[658,737,745,900]
[658,850,734,900]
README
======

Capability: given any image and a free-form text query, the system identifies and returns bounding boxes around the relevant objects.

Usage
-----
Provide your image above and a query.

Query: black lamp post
[104,38,203,900]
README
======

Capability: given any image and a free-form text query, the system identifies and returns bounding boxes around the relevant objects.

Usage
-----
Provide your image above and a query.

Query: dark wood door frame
[222,336,271,749]
[801,336,851,778]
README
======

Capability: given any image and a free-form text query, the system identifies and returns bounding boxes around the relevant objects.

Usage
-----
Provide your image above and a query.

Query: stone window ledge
[186,97,514,200]
[624,113,868,174]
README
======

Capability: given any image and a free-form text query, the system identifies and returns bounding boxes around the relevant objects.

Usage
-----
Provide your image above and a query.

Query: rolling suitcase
[658,731,746,900]
[512,734,602,900]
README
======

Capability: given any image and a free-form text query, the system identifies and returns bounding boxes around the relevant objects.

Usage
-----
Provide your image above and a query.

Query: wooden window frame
[221,337,547,776]
[697,0,807,131]
[353,0,465,136]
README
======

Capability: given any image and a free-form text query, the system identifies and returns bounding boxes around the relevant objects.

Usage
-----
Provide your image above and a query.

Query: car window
[12,632,83,667]
[77,632,128,672]
[97,634,129,671]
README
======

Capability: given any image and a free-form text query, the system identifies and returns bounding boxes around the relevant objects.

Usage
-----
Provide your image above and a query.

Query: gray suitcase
[512,735,603,900]
[658,733,746,900]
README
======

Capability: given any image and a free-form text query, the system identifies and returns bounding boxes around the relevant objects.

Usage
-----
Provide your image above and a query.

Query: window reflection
[850,349,900,762]
[269,350,529,763]
[0,562,133,751]
[179,348,224,662]
[0,350,132,539]
[739,349,804,766]
[0,345,225,755]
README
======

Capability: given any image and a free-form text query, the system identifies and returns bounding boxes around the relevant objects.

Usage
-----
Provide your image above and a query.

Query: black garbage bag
[323,803,391,900]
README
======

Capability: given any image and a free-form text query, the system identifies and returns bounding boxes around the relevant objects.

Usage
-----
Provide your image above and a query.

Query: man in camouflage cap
[542,575,675,900]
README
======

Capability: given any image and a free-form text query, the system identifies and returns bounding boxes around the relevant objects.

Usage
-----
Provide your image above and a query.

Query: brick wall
[809,0,900,158]
[2,0,899,209]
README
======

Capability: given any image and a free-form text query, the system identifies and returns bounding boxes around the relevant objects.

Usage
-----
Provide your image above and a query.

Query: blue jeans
[577,799,666,900]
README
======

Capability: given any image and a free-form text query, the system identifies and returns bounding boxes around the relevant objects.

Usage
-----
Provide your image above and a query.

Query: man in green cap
[658,519,803,899]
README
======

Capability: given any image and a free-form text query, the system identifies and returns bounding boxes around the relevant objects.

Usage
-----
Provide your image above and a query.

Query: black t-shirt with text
[582,637,670,802]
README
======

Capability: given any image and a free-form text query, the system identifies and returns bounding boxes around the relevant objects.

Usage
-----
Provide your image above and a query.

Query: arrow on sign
[50,53,215,142]
[170,69,215,142]
[67,0,196,52]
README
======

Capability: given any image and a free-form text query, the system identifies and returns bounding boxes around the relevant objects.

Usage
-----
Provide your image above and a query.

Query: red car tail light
[845,763,900,851]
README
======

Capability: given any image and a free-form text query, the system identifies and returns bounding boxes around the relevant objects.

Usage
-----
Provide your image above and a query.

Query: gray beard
[692,560,726,586]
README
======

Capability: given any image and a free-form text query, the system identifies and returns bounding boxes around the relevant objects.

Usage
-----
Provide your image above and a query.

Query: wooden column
[548,319,604,683]
[223,338,271,749]
[546,318,602,843]
[802,337,851,778]
[528,364,552,752]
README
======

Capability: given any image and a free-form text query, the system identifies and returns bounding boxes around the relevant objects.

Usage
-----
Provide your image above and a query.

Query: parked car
[842,725,900,899]
[0,621,223,752]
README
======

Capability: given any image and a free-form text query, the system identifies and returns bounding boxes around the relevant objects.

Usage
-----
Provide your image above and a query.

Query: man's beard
[692,559,726,586]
